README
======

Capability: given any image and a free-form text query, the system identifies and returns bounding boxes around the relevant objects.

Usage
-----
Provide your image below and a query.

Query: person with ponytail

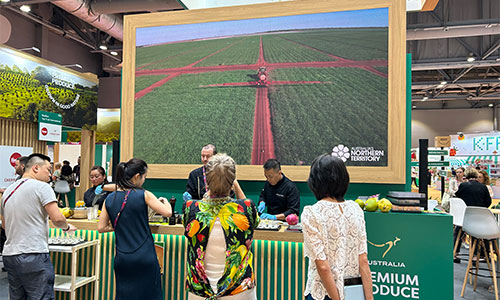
[98,158,172,300]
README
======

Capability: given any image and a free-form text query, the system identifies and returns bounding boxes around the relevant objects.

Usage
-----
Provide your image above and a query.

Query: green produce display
[364,198,379,212]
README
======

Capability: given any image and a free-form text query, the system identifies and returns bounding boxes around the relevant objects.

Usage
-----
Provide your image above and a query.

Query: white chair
[428,199,438,211]
[450,197,467,257]
[461,207,500,300]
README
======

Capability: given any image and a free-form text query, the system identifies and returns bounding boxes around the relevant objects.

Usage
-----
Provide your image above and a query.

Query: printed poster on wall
[0,146,32,188]
[0,45,98,129]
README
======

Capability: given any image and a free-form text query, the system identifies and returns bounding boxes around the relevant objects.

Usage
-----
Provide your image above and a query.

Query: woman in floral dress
[183,153,259,299]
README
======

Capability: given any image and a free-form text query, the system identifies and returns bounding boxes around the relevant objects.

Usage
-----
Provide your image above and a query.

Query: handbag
[344,277,364,300]
[441,192,451,212]
[54,180,71,194]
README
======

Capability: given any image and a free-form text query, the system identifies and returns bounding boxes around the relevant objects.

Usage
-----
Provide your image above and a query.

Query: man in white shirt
[0,153,77,300]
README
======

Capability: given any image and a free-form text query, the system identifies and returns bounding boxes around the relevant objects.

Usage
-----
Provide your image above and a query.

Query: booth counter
[49,212,453,300]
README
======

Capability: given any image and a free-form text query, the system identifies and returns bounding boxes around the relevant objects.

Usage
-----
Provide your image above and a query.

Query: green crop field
[0,69,97,128]
[136,38,247,70]
[374,66,388,74]
[268,67,387,166]
[262,35,337,63]
[134,70,256,165]
[135,75,166,93]
[133,27,388,166]
[279,28,387,61]
[195,36,260,67]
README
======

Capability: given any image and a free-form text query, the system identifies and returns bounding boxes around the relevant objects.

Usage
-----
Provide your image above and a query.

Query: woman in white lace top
[301,154,373,300]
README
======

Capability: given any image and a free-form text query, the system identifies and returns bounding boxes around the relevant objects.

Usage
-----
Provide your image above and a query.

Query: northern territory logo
[331,144,350,162]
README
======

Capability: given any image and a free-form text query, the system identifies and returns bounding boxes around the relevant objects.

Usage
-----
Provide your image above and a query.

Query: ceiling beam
[412,79,500,90]
[412,60,500,71]
[407,23,500,40]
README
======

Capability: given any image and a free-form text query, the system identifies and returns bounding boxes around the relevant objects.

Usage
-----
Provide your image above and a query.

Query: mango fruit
[355,199,365,209]
[365,199,379,212]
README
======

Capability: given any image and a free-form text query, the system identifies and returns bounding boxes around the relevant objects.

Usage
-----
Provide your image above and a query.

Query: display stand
[49,240,100,300]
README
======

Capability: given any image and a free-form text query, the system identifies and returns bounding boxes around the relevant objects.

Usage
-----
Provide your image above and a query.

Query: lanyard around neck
[113,190,132,228]
[202,167,208,192]
[2,179,29,208]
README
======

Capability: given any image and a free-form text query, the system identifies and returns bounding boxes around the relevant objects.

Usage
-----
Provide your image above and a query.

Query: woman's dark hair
[90,166,108,183]
[115,158,148,189]
[308,154,350,201]
[90,166,106,176]
[61,165,73,176]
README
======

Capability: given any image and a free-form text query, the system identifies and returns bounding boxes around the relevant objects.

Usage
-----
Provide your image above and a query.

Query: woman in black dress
[97,158,172,300]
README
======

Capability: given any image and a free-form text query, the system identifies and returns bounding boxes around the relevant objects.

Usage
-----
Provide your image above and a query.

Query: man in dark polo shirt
[258,159,300,220]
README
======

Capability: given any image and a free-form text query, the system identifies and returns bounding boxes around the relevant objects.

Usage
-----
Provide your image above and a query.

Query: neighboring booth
[451,131,500,197]
[0,44,99,206]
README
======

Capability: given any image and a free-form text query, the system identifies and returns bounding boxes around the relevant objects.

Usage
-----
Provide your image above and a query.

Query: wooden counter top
[53,219,304,243]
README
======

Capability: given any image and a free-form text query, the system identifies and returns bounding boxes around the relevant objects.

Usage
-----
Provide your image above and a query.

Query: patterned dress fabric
[183,198,259,299]
[301,200,368,300]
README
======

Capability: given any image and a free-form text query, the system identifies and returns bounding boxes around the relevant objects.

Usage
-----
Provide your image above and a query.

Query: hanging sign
[451,132,500,156]
[38,110,62,142]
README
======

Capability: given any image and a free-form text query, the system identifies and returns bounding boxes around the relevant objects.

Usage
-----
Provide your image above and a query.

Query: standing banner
[0,146,33,188]
[38,110,62,142]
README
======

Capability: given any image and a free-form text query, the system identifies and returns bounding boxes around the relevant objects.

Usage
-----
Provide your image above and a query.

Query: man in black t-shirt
[258,159,300,220]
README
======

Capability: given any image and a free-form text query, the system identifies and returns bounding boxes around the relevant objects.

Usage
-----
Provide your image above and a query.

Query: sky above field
[0,47,97,88]
[136,7,388,47]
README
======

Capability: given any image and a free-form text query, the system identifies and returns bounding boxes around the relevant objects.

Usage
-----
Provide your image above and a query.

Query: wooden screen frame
[121,0,406,183]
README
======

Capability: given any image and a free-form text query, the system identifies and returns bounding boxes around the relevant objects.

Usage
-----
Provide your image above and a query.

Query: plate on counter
[257,220,282,231]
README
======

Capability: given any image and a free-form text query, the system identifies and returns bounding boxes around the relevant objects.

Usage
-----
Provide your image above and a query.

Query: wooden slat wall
[0,117,47,153]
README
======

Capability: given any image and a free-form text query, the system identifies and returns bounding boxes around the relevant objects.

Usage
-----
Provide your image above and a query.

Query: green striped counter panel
[50,212,453,300]
[49,222,306,300]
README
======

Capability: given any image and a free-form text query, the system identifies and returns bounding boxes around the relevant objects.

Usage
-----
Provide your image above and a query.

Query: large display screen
[121,0,406,182]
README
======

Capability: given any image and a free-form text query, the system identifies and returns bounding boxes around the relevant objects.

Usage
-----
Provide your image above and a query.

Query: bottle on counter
[169,196,177,225]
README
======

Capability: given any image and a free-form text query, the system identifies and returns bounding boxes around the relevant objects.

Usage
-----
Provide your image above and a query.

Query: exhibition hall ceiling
[0,0,498,110]
[409,0,500,110]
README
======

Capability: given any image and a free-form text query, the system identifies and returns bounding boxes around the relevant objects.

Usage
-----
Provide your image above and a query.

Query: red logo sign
[41,127,48,135]
[10,152,21,168]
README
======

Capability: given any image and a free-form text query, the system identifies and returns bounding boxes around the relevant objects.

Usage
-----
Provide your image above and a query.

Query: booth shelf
[49,239,100,300]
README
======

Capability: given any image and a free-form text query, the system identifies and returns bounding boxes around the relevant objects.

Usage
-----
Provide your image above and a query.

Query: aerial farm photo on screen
[133,8,388,166]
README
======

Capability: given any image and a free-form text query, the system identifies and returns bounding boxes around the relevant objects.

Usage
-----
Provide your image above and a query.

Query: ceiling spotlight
[422,96,429,101]
[437,84,444,88]
[18,47,40,53]
[443,26,449,32]
[496,58,500,61]
[98,40,108,51]
[467,53,475,62]
[440,81,447,85]
[489,103,494,107]
[0,0,11,3]
[110,51,118,56]
[412,105,417,109]
[62,64,83,69]
[20,5,31,12]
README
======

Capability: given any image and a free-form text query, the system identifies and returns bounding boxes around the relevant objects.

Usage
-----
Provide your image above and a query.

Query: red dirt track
[252,87,275,164]
[135,33,388,164]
